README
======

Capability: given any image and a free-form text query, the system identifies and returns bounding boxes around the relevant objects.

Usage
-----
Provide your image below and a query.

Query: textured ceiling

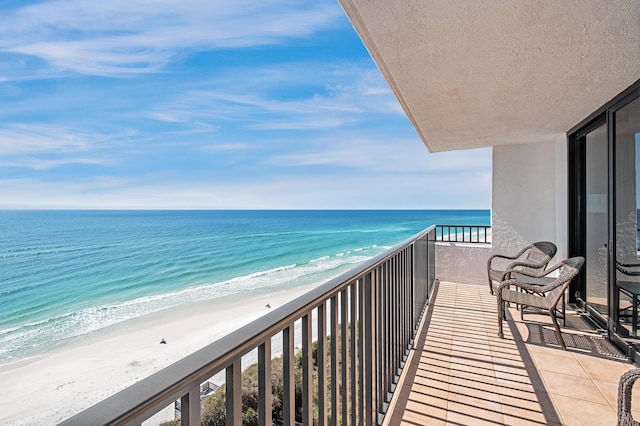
[339,0,640,152]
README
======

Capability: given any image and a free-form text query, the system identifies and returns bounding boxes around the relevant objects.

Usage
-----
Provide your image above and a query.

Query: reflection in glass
[615,97,640,340]
[586,124,609,317]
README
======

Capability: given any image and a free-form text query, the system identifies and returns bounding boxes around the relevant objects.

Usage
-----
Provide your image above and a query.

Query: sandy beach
[0,283,319,425]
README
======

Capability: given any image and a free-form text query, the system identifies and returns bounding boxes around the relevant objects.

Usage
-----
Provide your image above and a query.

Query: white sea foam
[0,246,384,365]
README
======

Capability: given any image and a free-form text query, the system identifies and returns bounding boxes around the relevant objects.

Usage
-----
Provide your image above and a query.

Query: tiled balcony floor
[385,281,639,426]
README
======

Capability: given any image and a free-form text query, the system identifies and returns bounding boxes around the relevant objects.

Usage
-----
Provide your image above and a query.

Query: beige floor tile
[573,353,632,383]
[403,397,448,425]
[529,352,590,378]
[551,394,617,426]
[497,378,539,395]
[449,377,499,395]
[502,413,562,426]
[446,399,505,425]
[411,379,449,399]
[448,373,496,388]
[593,380,618,408]
[449,362,494,378]
[502,405,559,425]
[387,282,631,426]
[400,410,447,426]
[538,370,607,404]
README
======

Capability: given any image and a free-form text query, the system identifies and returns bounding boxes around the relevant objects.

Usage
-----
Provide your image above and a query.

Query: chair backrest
[616,261,640,277]
[545,256,585,303]
[519,241,558,275]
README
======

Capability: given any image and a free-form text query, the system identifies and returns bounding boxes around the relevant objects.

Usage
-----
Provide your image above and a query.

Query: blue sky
[0,0,491,209]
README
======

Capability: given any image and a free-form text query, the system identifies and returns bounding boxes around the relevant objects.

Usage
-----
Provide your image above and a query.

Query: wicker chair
[496,256,584,350]
[616,261,640,336]
[487,241,557,295]
[618,368,640,426]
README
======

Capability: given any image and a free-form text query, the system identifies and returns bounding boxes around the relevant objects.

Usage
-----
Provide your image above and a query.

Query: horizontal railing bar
[61,226,436,426]
[435,224,491,244]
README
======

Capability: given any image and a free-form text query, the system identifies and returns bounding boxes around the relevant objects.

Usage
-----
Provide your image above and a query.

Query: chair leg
[497,296,504,338]
[549,307,566,350]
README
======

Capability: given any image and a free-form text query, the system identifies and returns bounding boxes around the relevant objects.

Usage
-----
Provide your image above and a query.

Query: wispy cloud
[202,143,248,153]
[0,124,95,155]
[146,63,401,132]
[0,169,492,210]
[267,133,492,174]
[0,124,119,170]
[0,156,109,170]
[1,0,344,76]
[0,0,493,209]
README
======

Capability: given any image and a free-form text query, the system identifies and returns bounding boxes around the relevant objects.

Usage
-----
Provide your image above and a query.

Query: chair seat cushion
[500,288,554,310]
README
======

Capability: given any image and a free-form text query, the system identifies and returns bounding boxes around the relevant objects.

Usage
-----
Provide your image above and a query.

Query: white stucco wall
[435,137,568,284]
[492,137,568,263]
[435,242,492,285]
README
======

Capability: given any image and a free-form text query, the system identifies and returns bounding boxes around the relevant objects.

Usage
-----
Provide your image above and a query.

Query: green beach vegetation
[162,339,333,426]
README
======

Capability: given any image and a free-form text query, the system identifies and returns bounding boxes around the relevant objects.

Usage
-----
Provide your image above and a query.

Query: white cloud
[1,0,344,76]
[267,134,492,174]
[0,124,94,155]
[0,156,109,170]
[202,143,248,153]
[0,168,492,210]
[146,63,401,131]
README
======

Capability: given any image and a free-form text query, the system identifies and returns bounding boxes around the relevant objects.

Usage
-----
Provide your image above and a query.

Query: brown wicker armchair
[496,256,584,350]
[616,261,640,336]
[618,368,640,426]
[487,241,557,295]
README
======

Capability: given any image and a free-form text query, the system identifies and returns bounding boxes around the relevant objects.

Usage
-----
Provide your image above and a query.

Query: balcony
[60,226,637,426]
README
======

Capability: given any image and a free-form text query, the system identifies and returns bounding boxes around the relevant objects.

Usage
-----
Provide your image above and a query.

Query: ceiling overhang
[339,0,640,152]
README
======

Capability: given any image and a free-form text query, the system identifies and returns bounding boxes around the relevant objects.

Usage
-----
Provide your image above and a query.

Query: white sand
[0,284,320,425]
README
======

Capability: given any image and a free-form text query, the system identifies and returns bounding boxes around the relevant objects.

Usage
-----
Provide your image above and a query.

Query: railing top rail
[436,224,491,227]
[61,224,436,425]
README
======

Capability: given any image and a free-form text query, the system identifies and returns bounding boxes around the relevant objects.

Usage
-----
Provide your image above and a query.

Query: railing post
[302,313,314,426]
[180,384,201,426]
[330,295,339,426]
[364,271,378,426]
[341,287,350,426]
[318,303,328,426]
[283,323,295,426]
[358,278,365,424]
[350,283,358,426]
[226,360,242,426]
[258,339,272,426]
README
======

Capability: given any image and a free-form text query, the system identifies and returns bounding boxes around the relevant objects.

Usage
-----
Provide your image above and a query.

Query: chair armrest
[503,258,552,278]
[498,278,556,295]
[487,244,534,269]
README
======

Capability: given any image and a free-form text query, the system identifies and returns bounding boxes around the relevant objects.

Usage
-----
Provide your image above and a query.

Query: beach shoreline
[0,282,321,425]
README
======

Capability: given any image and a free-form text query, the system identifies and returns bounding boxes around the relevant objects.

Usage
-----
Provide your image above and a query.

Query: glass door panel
[586,124,609,318]
[615,97,640,342]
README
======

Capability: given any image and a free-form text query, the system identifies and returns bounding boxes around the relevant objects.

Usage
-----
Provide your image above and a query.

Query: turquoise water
[0,210,489,364]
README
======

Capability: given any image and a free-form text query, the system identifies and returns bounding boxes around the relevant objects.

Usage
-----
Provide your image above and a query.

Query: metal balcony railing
[60,226,437,426]
[435,224,491,244]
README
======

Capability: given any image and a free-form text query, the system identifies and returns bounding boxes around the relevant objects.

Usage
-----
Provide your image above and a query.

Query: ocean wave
[0,246,385,365]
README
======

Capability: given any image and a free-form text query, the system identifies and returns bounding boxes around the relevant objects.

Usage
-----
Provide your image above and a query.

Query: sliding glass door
[615,97,640,346]
[569,80,640,358]
[585,124,609,319]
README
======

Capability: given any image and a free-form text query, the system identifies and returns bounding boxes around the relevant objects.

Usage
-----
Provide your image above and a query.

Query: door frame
[568,79,640,358]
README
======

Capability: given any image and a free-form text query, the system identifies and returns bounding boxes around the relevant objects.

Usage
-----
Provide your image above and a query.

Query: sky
[0,0,491,210]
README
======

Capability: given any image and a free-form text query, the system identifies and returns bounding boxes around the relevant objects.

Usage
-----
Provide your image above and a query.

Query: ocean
[0,209,489,365]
